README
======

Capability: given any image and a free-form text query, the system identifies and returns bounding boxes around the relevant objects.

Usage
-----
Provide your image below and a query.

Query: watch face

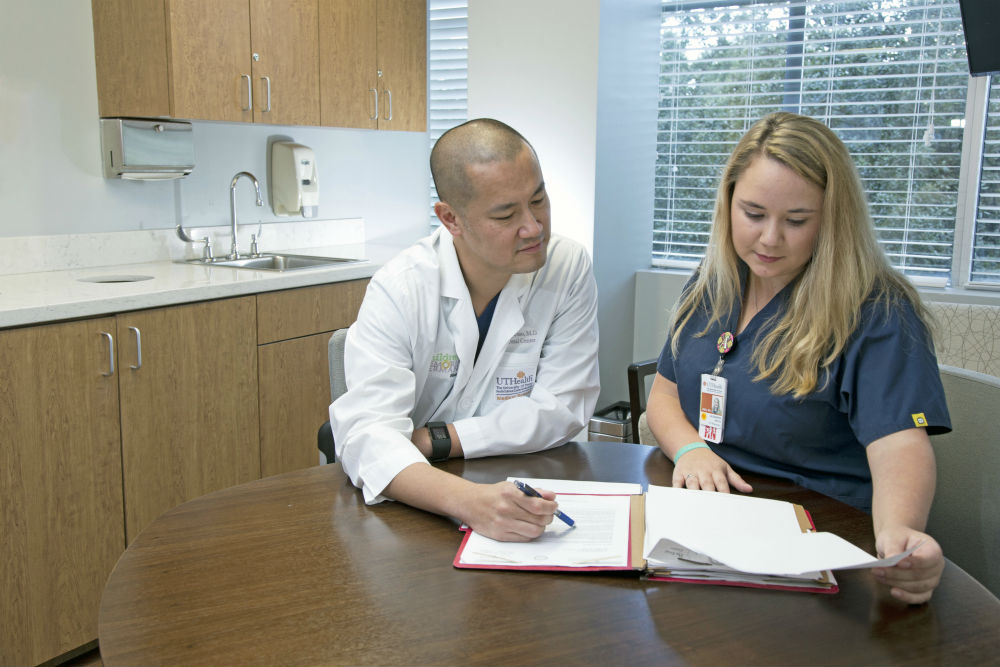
[430,425,448,441]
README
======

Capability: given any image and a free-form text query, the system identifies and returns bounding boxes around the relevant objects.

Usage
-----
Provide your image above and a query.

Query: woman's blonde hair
[670,112,931,397]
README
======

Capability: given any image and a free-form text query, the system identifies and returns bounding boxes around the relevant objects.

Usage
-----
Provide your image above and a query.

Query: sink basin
[182,253,364,272]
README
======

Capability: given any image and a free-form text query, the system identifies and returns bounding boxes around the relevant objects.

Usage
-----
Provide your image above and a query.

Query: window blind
[428,0,468,226]
[655,0,969,284]
[971,77,1000,284]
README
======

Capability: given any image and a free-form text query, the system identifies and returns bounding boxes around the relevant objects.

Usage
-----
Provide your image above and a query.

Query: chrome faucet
[229,171,263,259]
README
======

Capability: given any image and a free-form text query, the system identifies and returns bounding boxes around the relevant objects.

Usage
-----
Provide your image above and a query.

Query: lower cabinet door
[117,296,260,543]
[0,317,125,666]
[258,331,333,477]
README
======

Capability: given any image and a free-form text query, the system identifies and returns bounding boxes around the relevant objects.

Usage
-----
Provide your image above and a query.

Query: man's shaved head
[430,119,537,213]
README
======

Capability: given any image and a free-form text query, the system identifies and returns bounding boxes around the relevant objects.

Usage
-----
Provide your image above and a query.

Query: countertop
[0,241,402,329]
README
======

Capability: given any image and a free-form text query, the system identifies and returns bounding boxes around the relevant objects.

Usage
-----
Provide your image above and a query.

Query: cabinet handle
[261,76,271,112]
[241,74,253,111]
[128,326,142,370]
[384,88,392,121]
[100,332,114,377]
[369,87,378,120]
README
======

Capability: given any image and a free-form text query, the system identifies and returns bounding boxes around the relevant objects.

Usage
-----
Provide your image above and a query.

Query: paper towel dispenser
[100,118,194,180]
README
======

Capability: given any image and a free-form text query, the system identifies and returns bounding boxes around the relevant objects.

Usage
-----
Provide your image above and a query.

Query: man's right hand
[385,464,557,542]
[458,481,558,541]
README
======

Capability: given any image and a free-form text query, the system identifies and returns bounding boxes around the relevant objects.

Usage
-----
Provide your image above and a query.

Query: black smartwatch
[426,421,451,462]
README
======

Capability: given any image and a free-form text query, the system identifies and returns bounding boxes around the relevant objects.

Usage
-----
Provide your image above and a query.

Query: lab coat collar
[436,229,470,301]
[433,228,535,378]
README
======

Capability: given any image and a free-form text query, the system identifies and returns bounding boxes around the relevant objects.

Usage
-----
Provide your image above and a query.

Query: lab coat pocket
[494,352,539,402]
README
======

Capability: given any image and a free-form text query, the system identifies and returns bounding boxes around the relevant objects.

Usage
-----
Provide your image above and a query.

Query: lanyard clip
[712,356,725,376]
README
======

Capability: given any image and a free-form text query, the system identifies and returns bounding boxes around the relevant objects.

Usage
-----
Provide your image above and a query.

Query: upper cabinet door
[250,0,321,126]
[319,0,378,130]
[92,0,172,118]
[167,0,253,122]
[376,0,426,132]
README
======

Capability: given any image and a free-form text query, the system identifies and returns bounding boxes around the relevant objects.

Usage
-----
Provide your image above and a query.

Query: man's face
[442,147,551,283]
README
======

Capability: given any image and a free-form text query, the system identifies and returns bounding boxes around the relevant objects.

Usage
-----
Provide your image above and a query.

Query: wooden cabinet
[0,318,125,666]
[1,297,257,664]
[257,279,367,477]
[319,0,427,131]
[0,280,364,663]
[117,297,260,542]
[375,0,428,132]
[92,0,320,125]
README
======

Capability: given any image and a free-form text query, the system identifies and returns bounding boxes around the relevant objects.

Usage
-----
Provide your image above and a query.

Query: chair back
[318,328,350,464]
[929,365,1000,598]
[329,327,349,402]
[627,359,658,444]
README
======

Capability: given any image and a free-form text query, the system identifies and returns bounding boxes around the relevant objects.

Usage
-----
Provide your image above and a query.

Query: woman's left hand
[872,526,944,604]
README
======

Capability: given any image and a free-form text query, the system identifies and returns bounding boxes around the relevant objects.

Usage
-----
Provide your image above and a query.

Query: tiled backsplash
[0,218,365,276]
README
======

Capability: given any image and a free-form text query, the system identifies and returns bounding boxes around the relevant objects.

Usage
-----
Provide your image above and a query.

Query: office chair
[317,328,349,464]
[627,359,658,445]
[926,364,1000,599]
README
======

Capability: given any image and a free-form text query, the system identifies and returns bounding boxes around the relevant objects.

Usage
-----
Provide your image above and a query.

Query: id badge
[698,373,727,443]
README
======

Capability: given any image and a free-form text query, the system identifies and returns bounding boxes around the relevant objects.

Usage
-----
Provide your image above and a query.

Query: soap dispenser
[271,141,319,217]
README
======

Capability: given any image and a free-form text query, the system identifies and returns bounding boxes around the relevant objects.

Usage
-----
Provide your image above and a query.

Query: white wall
[593,0,661,406]
[0,1,429,244]
[467,0,600,254]
[468,0,663,408]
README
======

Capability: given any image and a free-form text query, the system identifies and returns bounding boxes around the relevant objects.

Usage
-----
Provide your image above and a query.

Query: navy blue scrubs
[657,271,951,512]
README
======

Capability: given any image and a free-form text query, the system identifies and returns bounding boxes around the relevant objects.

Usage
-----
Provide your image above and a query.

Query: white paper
[643,485,917,576]
[459,494,633,567]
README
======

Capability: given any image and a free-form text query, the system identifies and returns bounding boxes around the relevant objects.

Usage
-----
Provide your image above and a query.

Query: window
[970,76,1000,283]
[428,0,468,226]
[654,0,999,289]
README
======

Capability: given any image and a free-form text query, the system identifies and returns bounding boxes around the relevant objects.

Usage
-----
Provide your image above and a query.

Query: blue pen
[513,480,576,528]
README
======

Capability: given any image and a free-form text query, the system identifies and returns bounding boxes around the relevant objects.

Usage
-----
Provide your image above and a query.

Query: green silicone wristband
[673,442,710,463]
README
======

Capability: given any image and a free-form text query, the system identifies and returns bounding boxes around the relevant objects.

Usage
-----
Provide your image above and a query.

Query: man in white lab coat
[330,119,600,542]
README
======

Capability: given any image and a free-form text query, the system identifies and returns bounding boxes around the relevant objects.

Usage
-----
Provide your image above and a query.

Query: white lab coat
[330,228,600,503]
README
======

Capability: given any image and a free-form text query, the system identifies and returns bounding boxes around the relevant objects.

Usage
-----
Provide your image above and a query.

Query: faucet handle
[201,236,214,261]
[250,234,260,257]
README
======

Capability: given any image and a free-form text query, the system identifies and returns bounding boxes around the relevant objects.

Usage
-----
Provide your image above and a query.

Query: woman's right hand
[671,447,752,494]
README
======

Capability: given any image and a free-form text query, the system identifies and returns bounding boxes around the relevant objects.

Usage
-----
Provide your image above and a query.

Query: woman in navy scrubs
[648,112,951,603]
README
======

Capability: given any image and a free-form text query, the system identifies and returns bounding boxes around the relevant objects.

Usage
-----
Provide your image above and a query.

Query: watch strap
[427,421,451,462]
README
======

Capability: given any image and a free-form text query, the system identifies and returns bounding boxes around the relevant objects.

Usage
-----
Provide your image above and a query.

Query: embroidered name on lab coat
[508,327,539,346]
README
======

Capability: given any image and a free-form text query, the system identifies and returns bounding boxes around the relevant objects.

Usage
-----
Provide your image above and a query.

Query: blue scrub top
[657,271,951,512]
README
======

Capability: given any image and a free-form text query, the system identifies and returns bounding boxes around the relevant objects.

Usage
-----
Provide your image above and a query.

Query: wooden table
[98,442,1000,666]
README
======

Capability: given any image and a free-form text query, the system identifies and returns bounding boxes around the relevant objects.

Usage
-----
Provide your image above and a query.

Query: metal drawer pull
[261,76,271,112]
[129,326,142,370]
[369,88,378,120]
[384,88,392,121]
[242,74,253,111]
[100,332,114,376]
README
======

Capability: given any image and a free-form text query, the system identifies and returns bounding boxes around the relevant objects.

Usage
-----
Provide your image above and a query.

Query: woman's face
[730,155,824,292]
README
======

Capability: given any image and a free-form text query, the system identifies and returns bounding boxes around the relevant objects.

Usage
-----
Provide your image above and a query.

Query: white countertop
[0,241,402,329]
